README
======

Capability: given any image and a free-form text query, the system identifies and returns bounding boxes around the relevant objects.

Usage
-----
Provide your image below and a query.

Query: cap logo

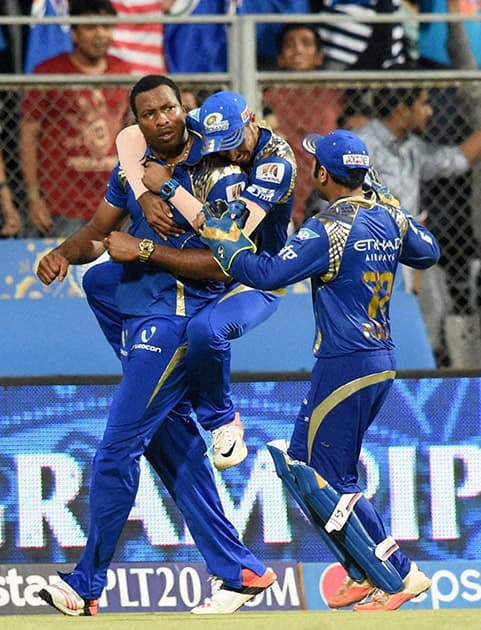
[240,105,250,123]
[203,112,230,133]
[343,154,370,167]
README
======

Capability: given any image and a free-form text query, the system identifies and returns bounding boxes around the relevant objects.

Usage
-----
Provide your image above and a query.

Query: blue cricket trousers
[62,313,266,599]
[288,349,411,579]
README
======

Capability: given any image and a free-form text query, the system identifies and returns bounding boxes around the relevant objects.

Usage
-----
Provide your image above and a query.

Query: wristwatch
[159,178,179,201]
[138,238,155,263]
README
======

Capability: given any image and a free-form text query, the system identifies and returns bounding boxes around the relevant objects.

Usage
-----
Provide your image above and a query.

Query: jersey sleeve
[400,216,441,269]
[241,155,295,213]
[104,163,128,209]
[230,219,330,289]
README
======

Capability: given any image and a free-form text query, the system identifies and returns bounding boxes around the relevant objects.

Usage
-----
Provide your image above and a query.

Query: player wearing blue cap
[35,76,276,617]
[109,90,297,471]
[197,129,440,612]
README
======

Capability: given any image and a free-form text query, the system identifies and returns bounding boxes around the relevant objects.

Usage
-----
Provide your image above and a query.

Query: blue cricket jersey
[104,133,248,318]
[228,191,440,357]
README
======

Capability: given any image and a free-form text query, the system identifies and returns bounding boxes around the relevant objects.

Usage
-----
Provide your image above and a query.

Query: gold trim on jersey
[146,343,188,408]
[175,280,186,316]
[190,158,245,202]
[254,122,297,204]
[217,283,286,304]
[307,369,396,462]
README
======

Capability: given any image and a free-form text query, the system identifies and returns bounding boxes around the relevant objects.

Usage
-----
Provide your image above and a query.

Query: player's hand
[1,202,22,237]
[36,250,70,285]
[199,199,255,272]
[104,231,143,262]
[138,191,185,240]
[29,197,53,233]
[142,161,171,191]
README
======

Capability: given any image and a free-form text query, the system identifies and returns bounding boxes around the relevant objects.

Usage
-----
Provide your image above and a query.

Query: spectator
[164,0,230,72]
[263,23,344,228]
[237,0,311,70]
[356,79,481,364]
[24,0,72,73]
[0,144,21,237]
[310,0,407,69]
[434,0,481,367]
[110,0,168,74]
[418,0,481,68]
[20,0,132,238]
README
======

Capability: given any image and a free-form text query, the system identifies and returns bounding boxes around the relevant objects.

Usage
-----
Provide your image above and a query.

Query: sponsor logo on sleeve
[246,183,275,202]
[256,162,285,184]
[297,227,320,240]
[225,182,246,202]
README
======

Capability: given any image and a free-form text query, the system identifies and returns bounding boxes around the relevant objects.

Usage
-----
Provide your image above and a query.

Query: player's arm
[116,125,183,238]
[200,205,329,289]
[142,160,267,236]
[105,230,228,281]
[37,199,127,285]
[399,216,441,269]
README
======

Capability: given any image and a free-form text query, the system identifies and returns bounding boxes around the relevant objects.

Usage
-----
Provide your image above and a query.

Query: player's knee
[82,261,122,306]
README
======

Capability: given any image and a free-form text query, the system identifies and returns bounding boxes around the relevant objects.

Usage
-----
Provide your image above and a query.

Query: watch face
[139,239,154,262]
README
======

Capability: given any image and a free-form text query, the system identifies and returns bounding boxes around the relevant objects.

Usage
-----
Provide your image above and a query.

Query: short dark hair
[276,23,322,54]
[129,75,182,119]
[69,0,117,19]
[329,168,367,189]
[371,64,423,118]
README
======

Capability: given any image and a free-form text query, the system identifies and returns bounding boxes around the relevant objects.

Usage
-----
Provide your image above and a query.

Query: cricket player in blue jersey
[198,129,440,612]
[35,75,276,616]
[105,90,296,471]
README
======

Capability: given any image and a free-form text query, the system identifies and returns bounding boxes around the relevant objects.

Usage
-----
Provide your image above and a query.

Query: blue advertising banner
[0,376,480,570]
[0,561,300,614]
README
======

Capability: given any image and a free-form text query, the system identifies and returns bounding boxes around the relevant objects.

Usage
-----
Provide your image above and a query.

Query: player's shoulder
[255,124,296,164]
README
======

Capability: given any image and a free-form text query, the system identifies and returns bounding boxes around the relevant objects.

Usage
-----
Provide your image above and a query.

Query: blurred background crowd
[1,0,481,369]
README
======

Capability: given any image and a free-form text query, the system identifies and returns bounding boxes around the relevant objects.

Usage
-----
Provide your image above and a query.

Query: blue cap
[301,130,370,178]
[199,91,251,155]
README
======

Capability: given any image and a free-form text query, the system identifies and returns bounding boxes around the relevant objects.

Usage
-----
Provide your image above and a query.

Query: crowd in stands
[0,0,480,367]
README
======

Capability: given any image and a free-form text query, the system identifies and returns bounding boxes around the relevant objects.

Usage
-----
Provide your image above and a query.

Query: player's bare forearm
[150,244,230,282]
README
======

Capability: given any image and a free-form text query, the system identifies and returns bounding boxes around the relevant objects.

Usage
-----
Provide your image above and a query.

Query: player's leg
[82,260,123,358]
[288,351,430,608]
[145,408,276,613]
[39,315,190,614]
[186,285,282,470]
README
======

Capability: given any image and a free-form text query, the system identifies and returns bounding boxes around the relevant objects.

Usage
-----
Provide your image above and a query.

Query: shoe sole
[354,579,432,612]
[191,570,277,615]
[327,586,375,608]
[38,588,83,616]
[214,443,248,470]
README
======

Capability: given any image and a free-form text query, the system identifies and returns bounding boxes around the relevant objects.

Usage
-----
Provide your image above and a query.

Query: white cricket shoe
[212,412,248,470]
[38,578,99,616]
[191,568,277,614]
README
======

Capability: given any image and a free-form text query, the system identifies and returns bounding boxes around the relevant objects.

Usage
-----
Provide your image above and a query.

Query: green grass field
[2,610,480,630]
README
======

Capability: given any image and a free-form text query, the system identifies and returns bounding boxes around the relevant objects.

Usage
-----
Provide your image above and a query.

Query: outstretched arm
[37,200,126,285]
[104,230,229,282]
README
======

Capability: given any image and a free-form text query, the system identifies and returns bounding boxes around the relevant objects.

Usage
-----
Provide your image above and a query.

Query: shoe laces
[202,575,224,605]
[212,425,238,451]
[370,588,390,603]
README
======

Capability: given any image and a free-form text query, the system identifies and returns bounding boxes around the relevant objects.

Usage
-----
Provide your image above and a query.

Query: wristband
[159,179,179,201]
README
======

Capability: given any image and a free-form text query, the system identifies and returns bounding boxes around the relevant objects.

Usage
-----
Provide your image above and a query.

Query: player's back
[312,196,407,357]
